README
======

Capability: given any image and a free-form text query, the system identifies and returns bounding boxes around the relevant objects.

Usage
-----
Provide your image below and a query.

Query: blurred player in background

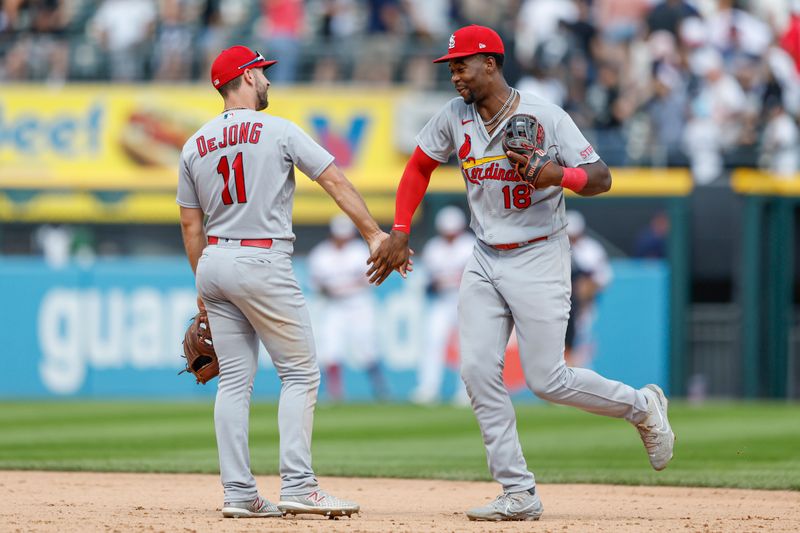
[308,215,387,401]
[411,206,474,406]
[564,210,612,368]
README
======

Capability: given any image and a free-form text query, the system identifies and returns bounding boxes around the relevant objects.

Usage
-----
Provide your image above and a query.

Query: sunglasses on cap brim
[238,51,267,70]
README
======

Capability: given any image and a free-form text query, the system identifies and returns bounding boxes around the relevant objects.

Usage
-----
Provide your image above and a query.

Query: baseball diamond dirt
[2,471,798,532]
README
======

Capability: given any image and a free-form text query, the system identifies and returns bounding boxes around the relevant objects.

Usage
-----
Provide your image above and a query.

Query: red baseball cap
[210,46,277,88]
[433,25,504,63]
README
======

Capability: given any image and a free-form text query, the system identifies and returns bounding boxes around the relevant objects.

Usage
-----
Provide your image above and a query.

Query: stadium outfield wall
[0,256,668,400]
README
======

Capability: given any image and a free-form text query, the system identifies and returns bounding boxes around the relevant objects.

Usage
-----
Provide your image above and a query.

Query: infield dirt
[1,471,798,532]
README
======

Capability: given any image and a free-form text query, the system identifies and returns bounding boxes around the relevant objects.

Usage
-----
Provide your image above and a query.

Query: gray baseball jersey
[416,91,599,245]
[177,109,334,242]
[418,89,652,495]
[177,108,333,503]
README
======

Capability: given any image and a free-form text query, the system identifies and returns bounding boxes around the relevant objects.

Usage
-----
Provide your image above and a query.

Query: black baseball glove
[502,114,554,188]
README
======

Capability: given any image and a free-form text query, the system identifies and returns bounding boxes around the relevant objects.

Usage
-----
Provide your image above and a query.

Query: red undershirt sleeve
[392,146,440,234]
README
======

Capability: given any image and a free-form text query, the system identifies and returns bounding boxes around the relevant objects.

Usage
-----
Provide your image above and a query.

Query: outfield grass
[0,401,798,490]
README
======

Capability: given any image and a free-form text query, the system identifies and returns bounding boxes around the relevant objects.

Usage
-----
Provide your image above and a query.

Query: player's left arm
[180,206,206,274]
[569,160,611,197]
[506,108,612,196]
[180,206,207,312]
[544,159,611,197]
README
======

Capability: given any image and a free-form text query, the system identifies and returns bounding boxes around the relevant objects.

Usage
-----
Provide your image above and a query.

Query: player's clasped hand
[366,230,414,285]
[505,150,562,189]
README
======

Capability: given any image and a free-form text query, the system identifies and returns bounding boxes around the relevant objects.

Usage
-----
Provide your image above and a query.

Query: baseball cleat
[278,489,359,518]
[466,489,543,521]
[636,384,675,471]
[222,495,283,518]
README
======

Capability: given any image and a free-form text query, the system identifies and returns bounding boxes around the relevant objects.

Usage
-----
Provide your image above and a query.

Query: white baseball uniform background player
[308,215,385,401]
[411,206,475,405]
[177,45,403,519]
[565,210,613,368]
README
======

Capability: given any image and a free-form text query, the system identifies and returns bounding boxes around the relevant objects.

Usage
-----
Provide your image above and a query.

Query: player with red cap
[178,45,407,519]
[210,46,277,89]
[368,25,675,521]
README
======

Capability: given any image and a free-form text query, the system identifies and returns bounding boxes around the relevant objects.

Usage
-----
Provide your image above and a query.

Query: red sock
[326,364,342,401]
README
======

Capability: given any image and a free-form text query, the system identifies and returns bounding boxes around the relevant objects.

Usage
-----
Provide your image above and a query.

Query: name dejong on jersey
[195,117,264,157]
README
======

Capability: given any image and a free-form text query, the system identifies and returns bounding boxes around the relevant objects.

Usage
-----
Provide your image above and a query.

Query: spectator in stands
[594,0,650,44]
[683,47,748,183]
[152,0,195,81]
[646,0,699,38]
[312,0,360,83]
[634,211,670,259]
[779,2,800,73]
[453,0,517,32]
[706,0,772,63]
[586,60,631,165]
[197,0,232,82]
[348,0,406,85]
[562,0,598,63]
[405,0,449,41]
[518,60,568,106]
[402,0,450,89]
[1,0,70,82]
[766,45,800,116]
[515,0,578,70]
[645,61,688,166]
[760,94,800,177]
[259,0,305,83]
[90,0,157,81]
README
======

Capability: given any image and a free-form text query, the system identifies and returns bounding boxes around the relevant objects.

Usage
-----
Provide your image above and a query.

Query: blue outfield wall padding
[0,257,669,400]
[592,260,670,395]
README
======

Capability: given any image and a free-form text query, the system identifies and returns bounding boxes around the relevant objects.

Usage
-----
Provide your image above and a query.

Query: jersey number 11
[217,152,247,205]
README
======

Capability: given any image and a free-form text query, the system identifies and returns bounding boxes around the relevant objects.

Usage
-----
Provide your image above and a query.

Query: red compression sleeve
[392,147,440,233]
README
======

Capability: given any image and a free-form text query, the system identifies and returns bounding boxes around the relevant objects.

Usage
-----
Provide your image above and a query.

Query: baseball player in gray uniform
[368,25,675,521]
[178,46,404,519]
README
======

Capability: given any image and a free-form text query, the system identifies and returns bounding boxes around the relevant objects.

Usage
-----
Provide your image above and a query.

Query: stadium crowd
[2,0,799,177]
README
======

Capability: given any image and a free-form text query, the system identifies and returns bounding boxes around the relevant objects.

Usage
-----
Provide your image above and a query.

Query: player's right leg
[196,247,272,513]
[458,244,536,495]
[225,248,320,495]
[227,247,357,515]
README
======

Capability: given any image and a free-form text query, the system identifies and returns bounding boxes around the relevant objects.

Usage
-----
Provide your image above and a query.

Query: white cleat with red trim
[222,495,283,518]
[278,489,360,518]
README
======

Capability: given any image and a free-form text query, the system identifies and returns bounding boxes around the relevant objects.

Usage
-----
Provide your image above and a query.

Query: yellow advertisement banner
[0,84,691,206]
[0,85,432,192]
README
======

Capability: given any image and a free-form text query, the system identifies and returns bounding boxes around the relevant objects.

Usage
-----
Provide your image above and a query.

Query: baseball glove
[502,114,554,188]
[179,312,219,384]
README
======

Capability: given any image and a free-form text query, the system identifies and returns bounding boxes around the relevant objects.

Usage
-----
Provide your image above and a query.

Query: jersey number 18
[502,184,531,209]
[216,152,247,205]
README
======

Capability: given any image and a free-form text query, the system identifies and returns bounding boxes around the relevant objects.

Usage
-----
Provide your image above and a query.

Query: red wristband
[561,167,588,192]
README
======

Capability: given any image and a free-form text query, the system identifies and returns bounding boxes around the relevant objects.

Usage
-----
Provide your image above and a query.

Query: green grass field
[1,401,798,490]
